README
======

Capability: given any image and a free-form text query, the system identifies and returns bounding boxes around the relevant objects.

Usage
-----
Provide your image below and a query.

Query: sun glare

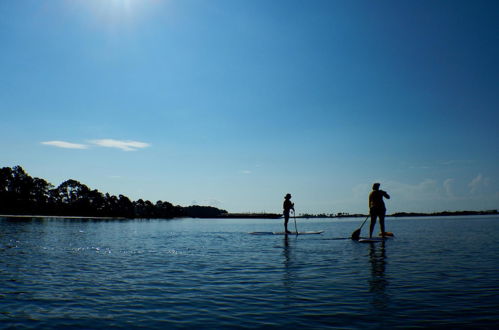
[99,0,138,18]
[64,0,167,28]
[108,0,135,12]
[74,0,162,25]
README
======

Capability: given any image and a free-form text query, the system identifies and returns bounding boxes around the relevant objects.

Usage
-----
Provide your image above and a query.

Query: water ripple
[1,216,499,328]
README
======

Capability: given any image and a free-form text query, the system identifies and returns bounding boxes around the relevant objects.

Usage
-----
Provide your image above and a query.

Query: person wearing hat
[283,193,295,234]
[368,183,390,238]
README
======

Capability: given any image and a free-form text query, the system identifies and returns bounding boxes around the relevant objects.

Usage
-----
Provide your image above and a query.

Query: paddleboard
[250,231,324,235]
[379,232,394,237]
[358,238,384,243]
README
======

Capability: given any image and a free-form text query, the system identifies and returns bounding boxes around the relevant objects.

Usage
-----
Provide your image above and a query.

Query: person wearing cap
[283,193,295,234]
[369,183,390,238]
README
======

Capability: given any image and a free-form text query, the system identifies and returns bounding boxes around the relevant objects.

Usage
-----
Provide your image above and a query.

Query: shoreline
[0,214,127,220]
[1,210,498,220]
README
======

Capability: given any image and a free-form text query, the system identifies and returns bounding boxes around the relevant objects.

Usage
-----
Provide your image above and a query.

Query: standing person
[369,183,390,238]
[283,193,295,234]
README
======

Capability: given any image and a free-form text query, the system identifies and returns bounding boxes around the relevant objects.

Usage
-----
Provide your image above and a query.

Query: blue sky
[1,0,498,214]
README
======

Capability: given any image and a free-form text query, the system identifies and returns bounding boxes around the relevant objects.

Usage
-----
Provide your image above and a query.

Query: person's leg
[369,213,377,238]
[379,213,385,237]
[284,214,290,233]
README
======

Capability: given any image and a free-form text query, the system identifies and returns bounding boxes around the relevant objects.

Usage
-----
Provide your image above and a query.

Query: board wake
[249,231,324,235]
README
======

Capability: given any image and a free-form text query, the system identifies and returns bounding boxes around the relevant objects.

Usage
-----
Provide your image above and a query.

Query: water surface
[1,216,498,328]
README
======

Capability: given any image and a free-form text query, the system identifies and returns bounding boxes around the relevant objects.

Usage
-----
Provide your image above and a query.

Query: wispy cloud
[89,139,150,151]
[90,139,150,151]
[41,139,150,151]
[440,160,476,166]
[347,176,499,213]
[469,174,490,194]
[41,141,88,149]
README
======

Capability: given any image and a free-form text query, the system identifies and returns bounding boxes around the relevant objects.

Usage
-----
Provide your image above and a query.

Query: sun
[64,0,166,30]
[98,0,137,16]
[108,0,135,12]
[79,0,154,25]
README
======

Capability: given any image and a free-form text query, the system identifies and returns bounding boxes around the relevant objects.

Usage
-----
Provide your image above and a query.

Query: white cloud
[240,170,252,175]
[440,159,476,166]
[90,139,150,151]
[205,199,222,208]
[41,141,88,149]
[469,174,490,194]
[387,179,440,201]
[346,176,498,213]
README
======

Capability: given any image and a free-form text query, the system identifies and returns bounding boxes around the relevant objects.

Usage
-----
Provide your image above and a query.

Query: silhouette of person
[369,183,390,238]
[283,193,295,234]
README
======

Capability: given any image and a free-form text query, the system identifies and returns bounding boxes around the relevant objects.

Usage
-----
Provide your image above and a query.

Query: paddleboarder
[369,183,390,238]
[283,193,295,234]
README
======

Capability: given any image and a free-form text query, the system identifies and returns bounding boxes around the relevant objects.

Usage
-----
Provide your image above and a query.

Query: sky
[1,0,498,214]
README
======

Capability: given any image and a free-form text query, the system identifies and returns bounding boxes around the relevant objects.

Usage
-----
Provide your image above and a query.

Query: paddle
[293,210,298,234]
[351,215,369,240]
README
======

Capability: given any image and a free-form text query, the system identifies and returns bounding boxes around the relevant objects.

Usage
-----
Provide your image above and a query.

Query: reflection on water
[283,234,290,266]
[2,216,499,328]
[369,241,389,311]
[282,235,293,294]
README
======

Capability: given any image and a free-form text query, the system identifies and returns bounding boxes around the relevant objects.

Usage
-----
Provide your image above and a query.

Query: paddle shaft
[351,215,370,240]
[359,215,369,229]
[292,210,298,234]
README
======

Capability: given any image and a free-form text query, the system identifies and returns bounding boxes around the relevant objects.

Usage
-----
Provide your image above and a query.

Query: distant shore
[216,213,282,219]
[0,213,282,220]
[298,209,498,219]
[1,209,497,220]
[0,214,127,220]
[390,210,498,217]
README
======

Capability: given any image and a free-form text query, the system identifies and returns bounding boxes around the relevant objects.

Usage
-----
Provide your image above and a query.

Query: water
[1,216,499,329]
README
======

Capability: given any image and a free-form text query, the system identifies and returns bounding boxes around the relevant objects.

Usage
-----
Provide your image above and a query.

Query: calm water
[1,215,499,329]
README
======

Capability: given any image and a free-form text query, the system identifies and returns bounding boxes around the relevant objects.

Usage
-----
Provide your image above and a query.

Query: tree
[118,194,134,218]
[0,165,227,219]
[53,180,92,215]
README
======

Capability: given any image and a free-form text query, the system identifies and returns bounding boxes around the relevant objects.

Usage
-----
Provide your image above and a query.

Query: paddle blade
[351,228,361,240]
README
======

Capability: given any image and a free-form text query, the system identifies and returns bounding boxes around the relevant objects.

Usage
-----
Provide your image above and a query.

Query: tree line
[0,166,227,219]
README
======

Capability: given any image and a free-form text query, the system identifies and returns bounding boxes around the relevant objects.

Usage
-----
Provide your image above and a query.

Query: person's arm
[382,191,390,199]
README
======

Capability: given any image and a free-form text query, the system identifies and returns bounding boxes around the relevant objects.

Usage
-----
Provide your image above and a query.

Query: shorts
[370,207,386,216]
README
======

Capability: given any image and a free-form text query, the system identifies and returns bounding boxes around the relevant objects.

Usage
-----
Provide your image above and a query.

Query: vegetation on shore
[0,166,227,219]
[1,166,496,220]
[217,213,282,219]
[299,210,498,218]
[390,210,498,217]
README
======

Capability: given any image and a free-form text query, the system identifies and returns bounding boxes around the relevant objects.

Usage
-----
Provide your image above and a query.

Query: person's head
[285,193,292,200]
[372,183,380,191]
